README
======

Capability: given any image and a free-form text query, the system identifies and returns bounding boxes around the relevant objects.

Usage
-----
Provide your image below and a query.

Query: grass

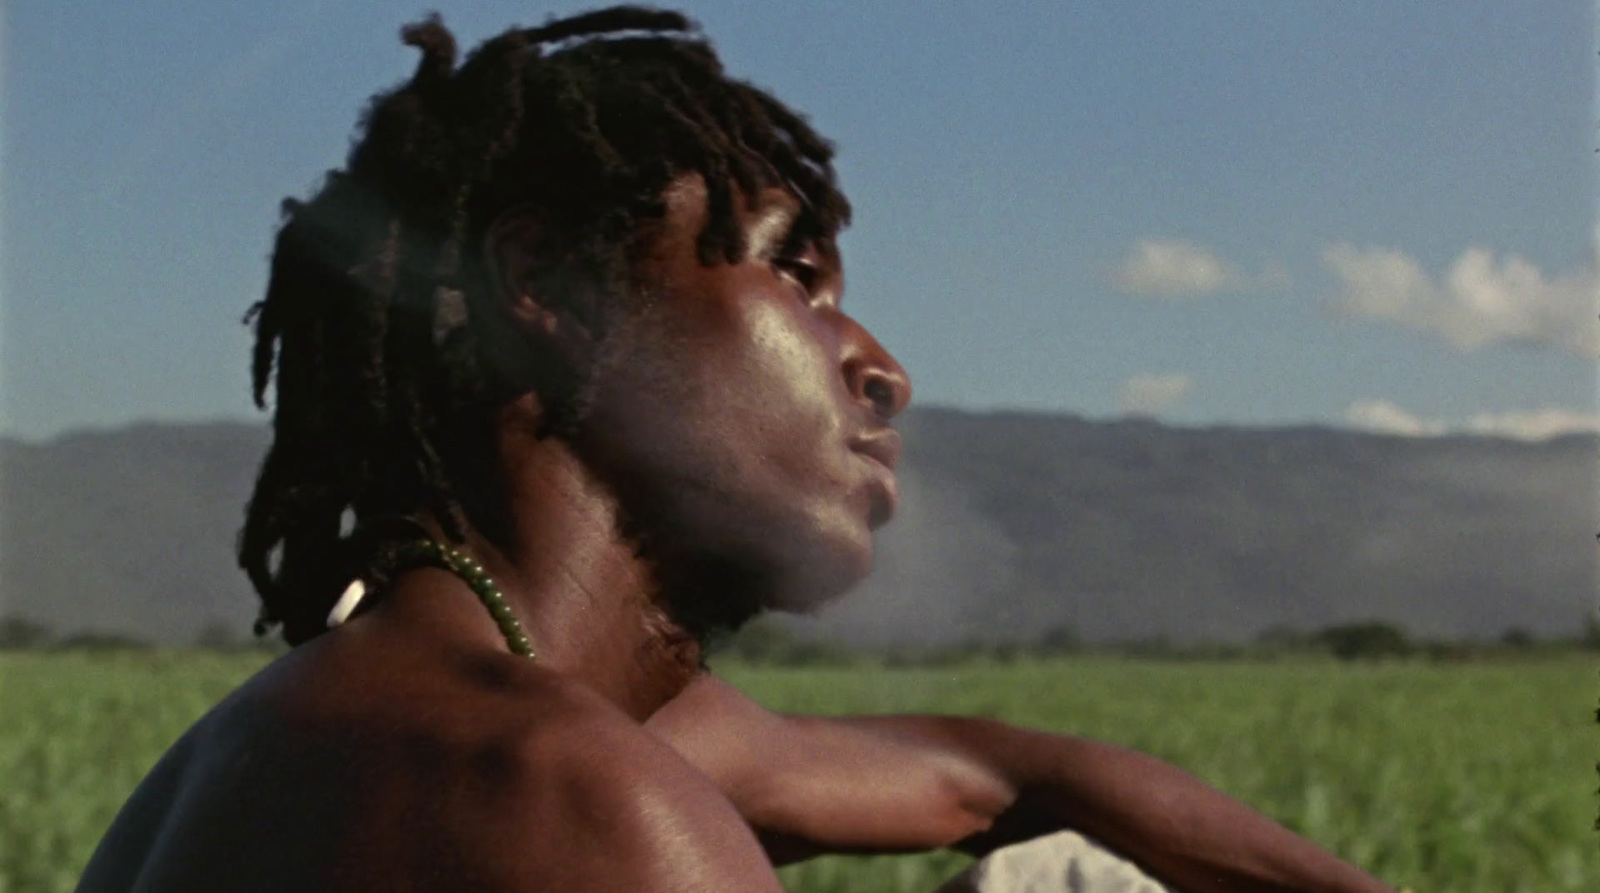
[3,651,1595,892]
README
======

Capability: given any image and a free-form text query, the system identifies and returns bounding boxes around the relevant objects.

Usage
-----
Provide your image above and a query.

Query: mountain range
[1,410,1593,645]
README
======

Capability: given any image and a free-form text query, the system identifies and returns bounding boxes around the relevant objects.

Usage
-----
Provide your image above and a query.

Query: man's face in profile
[569,174,909,629]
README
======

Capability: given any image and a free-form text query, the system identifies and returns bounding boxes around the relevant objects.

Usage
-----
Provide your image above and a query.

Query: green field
[2,652,1595,892]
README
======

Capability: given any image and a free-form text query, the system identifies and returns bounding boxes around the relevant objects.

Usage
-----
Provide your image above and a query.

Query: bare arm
[647,673,1395,893]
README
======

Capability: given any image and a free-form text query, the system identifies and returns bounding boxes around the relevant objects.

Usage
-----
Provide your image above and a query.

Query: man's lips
[849,428,901,525]
[849,427,902,471]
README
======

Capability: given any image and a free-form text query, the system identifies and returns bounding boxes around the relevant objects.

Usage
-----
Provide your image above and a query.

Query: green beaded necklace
[365,538,536,659]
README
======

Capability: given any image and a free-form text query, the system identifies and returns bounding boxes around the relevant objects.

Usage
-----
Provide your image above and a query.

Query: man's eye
[773,257,818,296]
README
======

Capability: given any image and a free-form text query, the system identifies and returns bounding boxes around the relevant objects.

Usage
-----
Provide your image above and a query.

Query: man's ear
[484,209,590,338]
[478,207,604,391]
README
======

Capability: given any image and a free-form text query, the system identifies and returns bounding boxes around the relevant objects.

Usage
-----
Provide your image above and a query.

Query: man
[77,9,1396,892]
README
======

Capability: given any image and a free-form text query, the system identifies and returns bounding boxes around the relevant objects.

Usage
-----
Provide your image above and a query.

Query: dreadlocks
[239,6,851,645]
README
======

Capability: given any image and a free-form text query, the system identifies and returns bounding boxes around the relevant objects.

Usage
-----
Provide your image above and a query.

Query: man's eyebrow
[746,200,799,259]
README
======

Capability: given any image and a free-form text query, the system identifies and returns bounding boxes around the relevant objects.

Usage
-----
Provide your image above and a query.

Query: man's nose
[840,318,912,421]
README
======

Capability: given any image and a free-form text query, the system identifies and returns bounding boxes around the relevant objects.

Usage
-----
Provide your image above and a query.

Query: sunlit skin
[77,176,1397,893]
[565,178,905,618]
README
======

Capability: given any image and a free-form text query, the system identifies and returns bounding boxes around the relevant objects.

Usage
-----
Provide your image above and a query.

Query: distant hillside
[0,422,271,643]
[813,410,1598,645]
[1,411,1594,645]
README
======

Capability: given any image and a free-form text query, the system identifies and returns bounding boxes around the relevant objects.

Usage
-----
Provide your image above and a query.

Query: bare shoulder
[405,671,785,892]
[81,650,781,893]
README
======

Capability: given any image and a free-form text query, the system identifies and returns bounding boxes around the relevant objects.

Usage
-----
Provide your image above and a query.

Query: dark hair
[239,6,850,645]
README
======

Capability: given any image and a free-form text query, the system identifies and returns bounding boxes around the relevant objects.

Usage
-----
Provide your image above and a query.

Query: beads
[375,539,536,660]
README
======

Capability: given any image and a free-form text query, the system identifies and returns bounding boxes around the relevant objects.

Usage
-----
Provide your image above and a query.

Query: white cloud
[1118,373,1193,417]
[1345,399,1600,441]
[1112,239,1236,297]
[1463,408,1600,441]
[1323,242,1599,356]
[1344,399,1446,437]
[1110,238,1292,298]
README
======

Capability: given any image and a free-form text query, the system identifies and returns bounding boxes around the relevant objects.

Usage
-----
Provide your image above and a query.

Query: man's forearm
[902,716,1396,893]
[653,676,1396,891]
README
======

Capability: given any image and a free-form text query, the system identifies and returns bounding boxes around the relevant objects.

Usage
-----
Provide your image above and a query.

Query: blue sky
[2,1,1595,441]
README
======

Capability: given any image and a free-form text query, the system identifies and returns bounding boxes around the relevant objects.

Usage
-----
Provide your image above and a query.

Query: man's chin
[630,510,874,644]
[656,559,862,645]
[762,560,871,616]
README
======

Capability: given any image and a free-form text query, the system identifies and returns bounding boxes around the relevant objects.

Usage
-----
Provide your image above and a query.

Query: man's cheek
[740,310,841,419]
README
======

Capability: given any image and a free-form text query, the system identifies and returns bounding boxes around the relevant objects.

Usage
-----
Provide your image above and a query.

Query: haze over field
[2,411,1592,646]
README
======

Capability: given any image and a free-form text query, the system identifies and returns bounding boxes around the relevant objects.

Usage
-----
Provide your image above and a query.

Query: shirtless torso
[78,581,790,893]
[76,568,1394,893]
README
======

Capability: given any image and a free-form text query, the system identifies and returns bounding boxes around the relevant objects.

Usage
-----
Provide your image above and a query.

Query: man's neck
[390,418,704,721]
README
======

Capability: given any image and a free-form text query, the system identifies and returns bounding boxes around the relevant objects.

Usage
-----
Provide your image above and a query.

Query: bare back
[76,630,781,893]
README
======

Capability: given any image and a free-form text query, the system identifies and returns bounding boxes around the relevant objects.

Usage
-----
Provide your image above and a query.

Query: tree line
[3,613,1597,663]
[706,616,1600,667]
